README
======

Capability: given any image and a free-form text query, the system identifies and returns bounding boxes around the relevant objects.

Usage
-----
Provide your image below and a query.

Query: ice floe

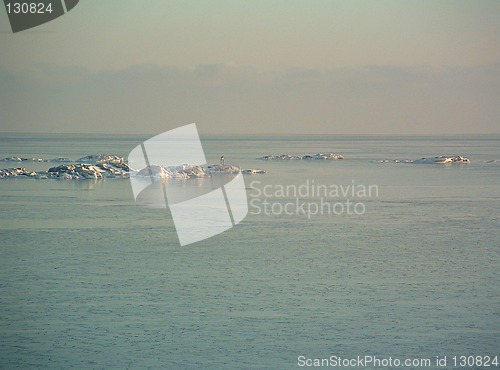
[375,159,412,163]
[133,164,265,179]
[49,157,72,163]
[135,164,205,179]
[0,154,266,180]
[0,167,38,178]
[77,154,126,165]
[1,156,48,162]
[0,154,131,179]
[1,156,74,163]
[377,155,471,164]
[241,168,266,174]
[412,155,470,164]
[46,164,107,179]
[258,153,343,160]
[206,164,241,174]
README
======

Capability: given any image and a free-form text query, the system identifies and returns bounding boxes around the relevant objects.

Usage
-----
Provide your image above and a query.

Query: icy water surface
[0,134,499,369]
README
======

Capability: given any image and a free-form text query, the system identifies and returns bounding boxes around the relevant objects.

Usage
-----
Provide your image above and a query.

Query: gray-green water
[1,134,499,369]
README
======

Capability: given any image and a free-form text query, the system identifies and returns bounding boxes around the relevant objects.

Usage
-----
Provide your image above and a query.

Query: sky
[0,0,499,135]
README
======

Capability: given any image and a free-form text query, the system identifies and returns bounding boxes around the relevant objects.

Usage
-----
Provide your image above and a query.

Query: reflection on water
[0,134,499,369]
[134,173,239,207]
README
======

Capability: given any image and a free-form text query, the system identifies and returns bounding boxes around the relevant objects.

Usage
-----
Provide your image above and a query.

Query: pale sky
[1,0,499,134]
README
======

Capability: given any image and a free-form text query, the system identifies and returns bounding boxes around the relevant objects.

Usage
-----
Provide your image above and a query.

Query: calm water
[0,133,499,369]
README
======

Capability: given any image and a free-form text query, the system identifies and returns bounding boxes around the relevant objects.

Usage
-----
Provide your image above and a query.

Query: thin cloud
[0,63,498,134]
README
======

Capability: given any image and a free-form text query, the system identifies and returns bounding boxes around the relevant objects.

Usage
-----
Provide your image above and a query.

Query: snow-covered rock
[135,165,172,179]
[206,164,241,174]
[133,163,243,179]
[241,168,266,174]
[0,167,37,178]
[0,154,132,179]
[47,164,105,179]
[412,155,470,164]
[0,154,263,180]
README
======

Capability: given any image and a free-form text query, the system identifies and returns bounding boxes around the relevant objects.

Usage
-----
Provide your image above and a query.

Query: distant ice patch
[241,168,266,174]
[0,156,70,162]
[258,153,344,160]
[377,155,470,164]
[412,155,470,164]
[375,159,412,163]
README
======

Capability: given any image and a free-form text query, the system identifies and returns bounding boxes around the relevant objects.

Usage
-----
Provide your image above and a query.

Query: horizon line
[1,131,499,137]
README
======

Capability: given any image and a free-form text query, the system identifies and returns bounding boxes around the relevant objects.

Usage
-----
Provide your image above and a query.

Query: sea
[0,133,499,369]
